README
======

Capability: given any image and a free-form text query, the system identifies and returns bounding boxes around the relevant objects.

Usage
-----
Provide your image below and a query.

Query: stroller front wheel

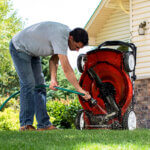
[77,54,86,73]
[75,109,90,130]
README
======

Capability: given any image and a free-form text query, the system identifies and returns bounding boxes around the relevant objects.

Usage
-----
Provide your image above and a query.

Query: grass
[0,129,149,150]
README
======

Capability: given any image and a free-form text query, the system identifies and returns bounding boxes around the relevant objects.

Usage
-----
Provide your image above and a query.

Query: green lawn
[0,129,149,150]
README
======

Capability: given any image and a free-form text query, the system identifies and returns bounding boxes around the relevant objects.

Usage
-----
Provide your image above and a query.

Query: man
[9,21,91,131]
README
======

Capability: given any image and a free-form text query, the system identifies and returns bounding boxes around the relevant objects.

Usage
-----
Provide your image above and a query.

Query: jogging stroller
[75,41,137,130]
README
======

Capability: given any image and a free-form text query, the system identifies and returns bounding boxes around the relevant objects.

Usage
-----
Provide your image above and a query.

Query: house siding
[96,9,130,45]
[130,0,150,79]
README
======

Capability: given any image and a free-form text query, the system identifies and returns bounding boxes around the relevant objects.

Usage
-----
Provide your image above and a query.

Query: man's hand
[49,80,58,91]
[78,89,91,101]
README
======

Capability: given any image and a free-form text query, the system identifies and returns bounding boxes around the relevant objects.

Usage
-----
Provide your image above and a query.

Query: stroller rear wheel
[123,52,135,72]
[122,108,136,130]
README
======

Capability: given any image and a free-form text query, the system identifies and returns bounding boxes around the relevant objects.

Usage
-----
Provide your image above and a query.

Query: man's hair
[70,28,88,46]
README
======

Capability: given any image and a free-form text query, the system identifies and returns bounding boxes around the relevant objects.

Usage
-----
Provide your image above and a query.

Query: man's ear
[69,35,73,40]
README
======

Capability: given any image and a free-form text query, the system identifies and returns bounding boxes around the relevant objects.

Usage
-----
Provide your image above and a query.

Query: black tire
[77,54,86,73]
[123,52,135,72]
[75,109,90,130]
[122,108,136,130]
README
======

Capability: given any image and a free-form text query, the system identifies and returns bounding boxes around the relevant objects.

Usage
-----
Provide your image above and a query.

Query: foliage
[0,107,19,131]
[41,56,51,81]
[0,0,24,96]
[46,99,82,129]
[0,105,40,131]
[0,96,82,130]
[117,44,129,52]
[42,56,81,100]
[0,97,19,130]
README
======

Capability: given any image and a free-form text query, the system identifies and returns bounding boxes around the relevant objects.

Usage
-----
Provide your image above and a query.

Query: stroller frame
[75,41,137,130]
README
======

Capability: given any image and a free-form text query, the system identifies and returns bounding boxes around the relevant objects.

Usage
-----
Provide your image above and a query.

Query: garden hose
[0,91,20,111]
[54,86,84,96]
[35,84,85,95]
[0,85,85,111]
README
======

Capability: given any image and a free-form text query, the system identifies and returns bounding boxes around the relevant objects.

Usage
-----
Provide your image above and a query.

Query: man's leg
[9,41,35,127]
[31,57,51,129]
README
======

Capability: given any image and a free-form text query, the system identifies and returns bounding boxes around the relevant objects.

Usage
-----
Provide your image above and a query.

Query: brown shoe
[37,125,58,131]
[19,125,36,131]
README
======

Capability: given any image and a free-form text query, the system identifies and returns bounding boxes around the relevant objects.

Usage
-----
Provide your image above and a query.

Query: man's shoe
[37,125,58,131]
[19,125,36,131]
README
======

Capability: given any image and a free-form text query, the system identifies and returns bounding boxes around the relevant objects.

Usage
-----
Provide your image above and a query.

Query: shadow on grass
[0,129,149,150]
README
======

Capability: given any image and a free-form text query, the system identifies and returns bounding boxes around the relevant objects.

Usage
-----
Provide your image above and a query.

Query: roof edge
[84,0,102,29]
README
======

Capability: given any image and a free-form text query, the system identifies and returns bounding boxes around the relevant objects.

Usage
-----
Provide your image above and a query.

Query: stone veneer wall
[134,79,150,128]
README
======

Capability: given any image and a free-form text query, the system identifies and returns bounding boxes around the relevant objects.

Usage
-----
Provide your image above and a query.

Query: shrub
[0,97,36,130]
[0,96,82,130]
[0,107,19,131]
[46,98,82,129]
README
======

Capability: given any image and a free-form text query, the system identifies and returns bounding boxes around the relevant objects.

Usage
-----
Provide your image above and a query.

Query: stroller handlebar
[98,40,137,52]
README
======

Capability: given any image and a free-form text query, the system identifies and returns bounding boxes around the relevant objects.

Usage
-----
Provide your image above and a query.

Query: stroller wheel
[122,108,136,130]
[123,52,135,72]
[77,54,86,73]
[75,109,90,130]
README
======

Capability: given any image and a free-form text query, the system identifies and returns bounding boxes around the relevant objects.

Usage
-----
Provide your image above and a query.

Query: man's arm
[58,54,91,100]
[49,54,59,90]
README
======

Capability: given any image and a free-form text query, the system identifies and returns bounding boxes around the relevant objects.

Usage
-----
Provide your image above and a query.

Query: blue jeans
[9,40,51,128]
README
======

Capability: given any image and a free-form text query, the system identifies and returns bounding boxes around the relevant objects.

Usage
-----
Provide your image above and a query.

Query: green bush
[0,96,82,130]
[0,107,19,131]
[46,99,82,129]
[0,106,40,131]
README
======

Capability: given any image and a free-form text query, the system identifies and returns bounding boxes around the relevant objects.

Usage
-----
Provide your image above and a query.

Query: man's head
[68,28,88,51]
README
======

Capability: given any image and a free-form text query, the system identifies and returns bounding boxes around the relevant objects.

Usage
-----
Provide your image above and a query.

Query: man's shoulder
[41,21,70,29]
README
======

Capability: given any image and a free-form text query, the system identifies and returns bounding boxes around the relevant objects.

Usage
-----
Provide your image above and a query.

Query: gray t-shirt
[12,21,71,56]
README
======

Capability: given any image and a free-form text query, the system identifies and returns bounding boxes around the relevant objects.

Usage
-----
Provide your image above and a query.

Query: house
[85,0,150,128]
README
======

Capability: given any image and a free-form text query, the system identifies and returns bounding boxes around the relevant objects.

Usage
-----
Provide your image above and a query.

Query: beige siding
[131,0,150,79]
[88,37,96,45]
[96,9,130,45]
[86,0,114,46]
